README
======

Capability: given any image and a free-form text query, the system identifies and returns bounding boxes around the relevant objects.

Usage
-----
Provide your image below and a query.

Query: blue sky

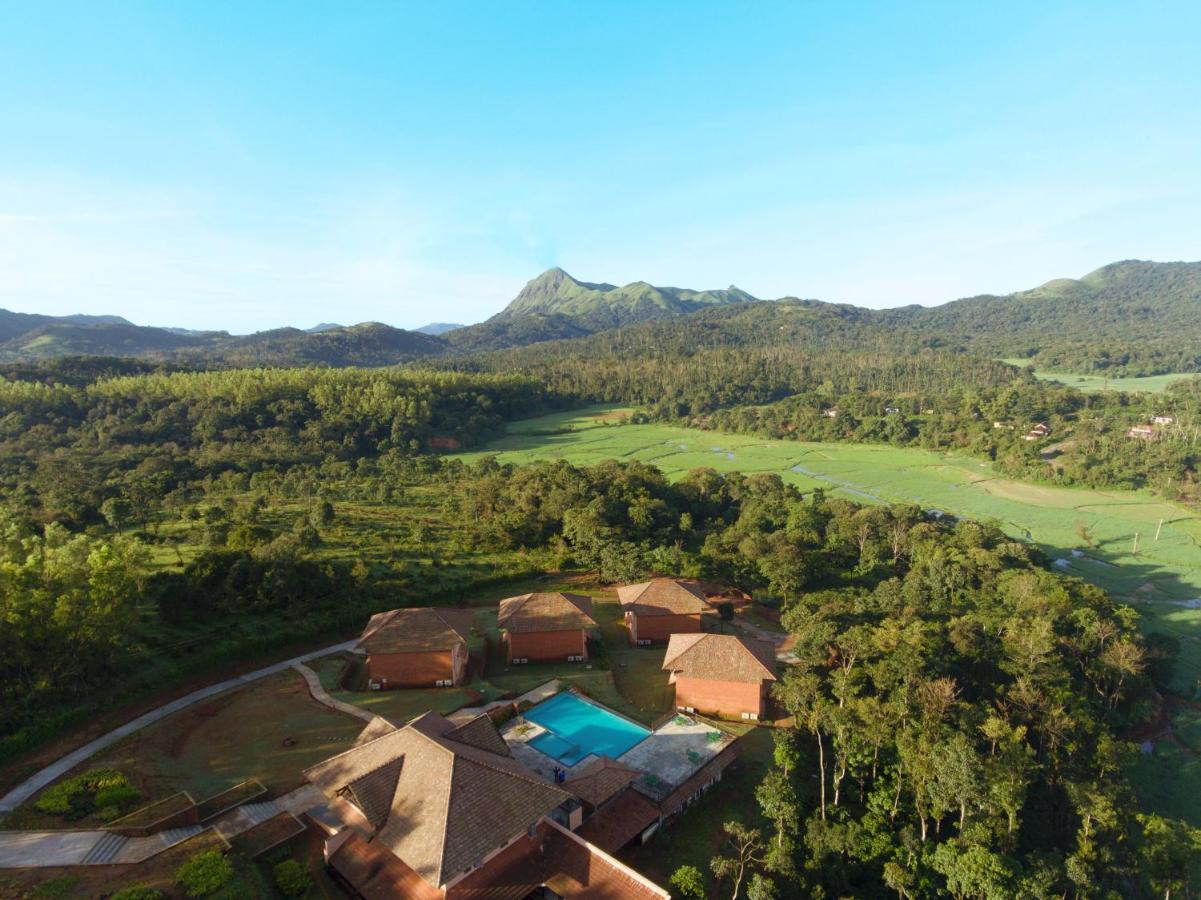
[1,2,1198,332]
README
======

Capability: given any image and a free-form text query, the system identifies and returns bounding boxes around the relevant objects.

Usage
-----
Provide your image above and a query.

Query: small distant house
[1153,415,1175,425]
[357,607,474,689]
[1023,422,1051,441]
[662,633,778,720]
[617,578,709,645]
[1127,424,1157,439]
[993,421,1014,430]
[497,592,596,664]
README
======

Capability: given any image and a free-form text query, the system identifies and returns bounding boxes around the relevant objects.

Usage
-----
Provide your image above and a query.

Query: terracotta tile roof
[444,713,513,758]
[329,831,444,900]
[356,607,474,655]
[497,592,596,633]
[662,633,777,684]
[563,756,640,809]
[575,789,661,853]
[617,578,709,617]
[540,819,670,899]
[304,711,571,888]
[353,716,397,747]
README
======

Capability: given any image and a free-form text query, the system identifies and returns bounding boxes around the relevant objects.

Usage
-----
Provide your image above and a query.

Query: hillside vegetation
[9,259,1199,373]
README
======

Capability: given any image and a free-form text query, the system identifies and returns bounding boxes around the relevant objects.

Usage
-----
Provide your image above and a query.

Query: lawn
[8,671,365,830]
[999,361,1198,394]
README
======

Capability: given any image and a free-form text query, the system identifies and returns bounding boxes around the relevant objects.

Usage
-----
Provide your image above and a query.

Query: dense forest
[2,440,1195,895]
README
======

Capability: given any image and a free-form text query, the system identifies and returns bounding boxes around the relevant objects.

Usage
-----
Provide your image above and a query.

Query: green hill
[490,267,758,329]
[883,260,1201,373]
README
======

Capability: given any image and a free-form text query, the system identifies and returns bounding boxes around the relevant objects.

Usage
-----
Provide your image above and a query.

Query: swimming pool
[524,692,649,767]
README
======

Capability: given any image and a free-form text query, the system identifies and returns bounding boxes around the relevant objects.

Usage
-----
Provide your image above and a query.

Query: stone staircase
[159,825,205,848]
[212,799,282,840]
[81,831,129,864]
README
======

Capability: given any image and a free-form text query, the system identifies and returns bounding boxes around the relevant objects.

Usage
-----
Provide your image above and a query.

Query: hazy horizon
[2,1,1199,332]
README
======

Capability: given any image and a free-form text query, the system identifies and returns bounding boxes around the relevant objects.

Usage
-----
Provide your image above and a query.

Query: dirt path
[0,640,356,818]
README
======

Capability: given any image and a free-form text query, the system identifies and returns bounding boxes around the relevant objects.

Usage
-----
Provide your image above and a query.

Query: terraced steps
[159,825,204,848]
[81,832,128,864]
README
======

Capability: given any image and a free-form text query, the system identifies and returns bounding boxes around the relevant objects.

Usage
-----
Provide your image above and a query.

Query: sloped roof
[443,713,512,757]
[497,592,596,633]
[563,756,640,808]
[356,607,474,655]
[304,711,570,888]
[353,716,398,747]
[575,789,661,853]
[617,578,709,617]
[662,633,777,684]
[329,832,444,900]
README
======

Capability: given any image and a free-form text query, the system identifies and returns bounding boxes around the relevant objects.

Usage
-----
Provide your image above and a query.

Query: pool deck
[618,716,732,789]
[501,694,735,794]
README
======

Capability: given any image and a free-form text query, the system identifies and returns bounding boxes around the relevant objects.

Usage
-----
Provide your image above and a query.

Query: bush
[110,888,164,900]
[273,859,312,897]
[176,849,233,898]
[34,768,133,820]
[95,782,142,813]
[670,864,707,899]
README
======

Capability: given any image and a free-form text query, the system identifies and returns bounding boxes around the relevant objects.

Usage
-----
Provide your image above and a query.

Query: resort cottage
[356,607,473,689]
[304,712,668,899]
[497,592,596,664]
[662,633,778,720]
[618,578,709,644]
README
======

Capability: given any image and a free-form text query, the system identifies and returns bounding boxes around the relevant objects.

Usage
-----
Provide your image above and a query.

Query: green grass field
[456,408,1201,695]
[1000,360,1198,393]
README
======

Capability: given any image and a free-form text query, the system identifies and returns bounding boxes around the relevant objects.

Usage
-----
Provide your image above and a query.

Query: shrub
[273,859,312,897]
[176,849,233,898]
[95,783,142,813]
[34,768,133,820]
[670,865,707,899]
[110,888,164,900]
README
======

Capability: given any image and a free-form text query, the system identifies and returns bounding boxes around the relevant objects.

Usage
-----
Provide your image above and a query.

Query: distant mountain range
[1,259,1198,373]
[415,322,464,335]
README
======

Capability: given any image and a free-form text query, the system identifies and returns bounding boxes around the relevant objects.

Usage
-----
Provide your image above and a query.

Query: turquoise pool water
[525,692,649,766]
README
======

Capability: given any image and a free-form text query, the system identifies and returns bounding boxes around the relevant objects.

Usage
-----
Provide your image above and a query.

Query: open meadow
[1000,360,1199,394]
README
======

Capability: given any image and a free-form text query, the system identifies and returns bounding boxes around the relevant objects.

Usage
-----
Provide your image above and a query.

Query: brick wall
[673,675,765,718]
[628,612,701,643]
[507,629,586,663]
[367,649,456,687]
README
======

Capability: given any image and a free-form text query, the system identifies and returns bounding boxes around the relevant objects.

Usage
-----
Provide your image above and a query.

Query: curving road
[0,640,356,817]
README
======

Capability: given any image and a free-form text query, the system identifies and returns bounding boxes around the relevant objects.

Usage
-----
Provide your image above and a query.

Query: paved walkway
[0,640,357,817]
[446,679,561,725]
[293,663,375,723]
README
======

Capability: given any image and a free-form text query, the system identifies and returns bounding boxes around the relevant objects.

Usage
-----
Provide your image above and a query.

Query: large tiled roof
[497,592,596,633]
[662,633,777,684]
[356,607,474,655]
[617,578,709,617]
[304,711,570,888]
[563,756,640,808]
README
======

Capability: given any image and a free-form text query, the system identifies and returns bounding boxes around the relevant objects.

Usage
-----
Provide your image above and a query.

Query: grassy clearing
[6,671,364,829]
[999,360,1198,394]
